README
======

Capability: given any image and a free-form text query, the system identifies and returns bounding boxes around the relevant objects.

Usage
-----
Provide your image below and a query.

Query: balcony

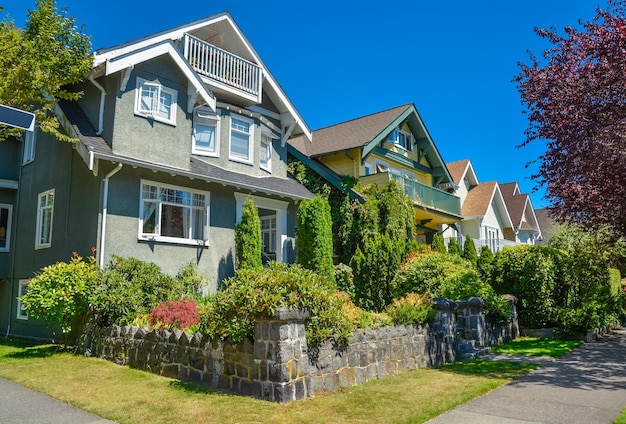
[183,34,262,101]
[360,172,461,217]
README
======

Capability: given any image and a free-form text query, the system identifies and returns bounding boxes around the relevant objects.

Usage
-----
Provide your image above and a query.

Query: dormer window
[192,108,220,157]
[135,78,177,125]
[388,128,413,152]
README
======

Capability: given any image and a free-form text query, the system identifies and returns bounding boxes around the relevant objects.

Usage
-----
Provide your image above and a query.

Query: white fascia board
[0,179,19,190]
[493,185,515,229]
[104,41,216,112]
[93,14,231,66]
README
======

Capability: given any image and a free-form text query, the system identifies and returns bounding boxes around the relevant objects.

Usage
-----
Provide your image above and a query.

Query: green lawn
[490,337,584,358]
[0,338,539,424]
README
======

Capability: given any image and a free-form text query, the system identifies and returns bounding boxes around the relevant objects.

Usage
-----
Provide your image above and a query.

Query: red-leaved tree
[515,1,626,235]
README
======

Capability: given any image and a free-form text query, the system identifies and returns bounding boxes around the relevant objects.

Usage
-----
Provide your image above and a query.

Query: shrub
[149,297,199,331]
[447,238,462,256]
[491,245,567,328]
[477,245,495,279]
[431,233,446,253]
[234,198,262,270]
[392,251,510,322]
[91,257,196,326]
[351,233,401,311]
[462,235,478,267]
[175,262,207,299]
[296,195,335,283]
[19,252,97,343]
[386,293,435,326]
[337,291,392,329]
[334,263,354,299]
[198,263,354,346]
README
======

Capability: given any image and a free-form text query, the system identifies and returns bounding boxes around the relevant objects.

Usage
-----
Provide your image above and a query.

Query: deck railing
[183,34,261,97]
[445,236,520,253]
[390,174,461,216]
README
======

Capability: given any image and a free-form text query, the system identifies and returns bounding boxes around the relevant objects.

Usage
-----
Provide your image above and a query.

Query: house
[442,159,515,252]
[288,104,461,243]
[499,182,541,245]
[534,208,557,245]
[0,12,313,339]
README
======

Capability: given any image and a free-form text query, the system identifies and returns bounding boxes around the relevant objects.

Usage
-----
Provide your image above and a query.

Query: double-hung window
[139,181,209,245]
[135,78,177,125]
[192,108,220,157]
[260,128,277,173]
[0,204,12,252]
[388,128,413,152]
[36,189,54,249]
[260,215,277,254]
[22,130,36,164]
[229,114,254,164]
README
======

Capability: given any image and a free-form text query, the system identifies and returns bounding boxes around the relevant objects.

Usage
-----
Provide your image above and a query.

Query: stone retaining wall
[83,297,518,402]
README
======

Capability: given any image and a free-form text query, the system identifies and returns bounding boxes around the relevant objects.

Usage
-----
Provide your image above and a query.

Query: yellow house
[288,104,461,241]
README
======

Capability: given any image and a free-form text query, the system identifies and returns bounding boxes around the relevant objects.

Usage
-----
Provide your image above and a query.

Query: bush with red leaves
[149,297,199,331]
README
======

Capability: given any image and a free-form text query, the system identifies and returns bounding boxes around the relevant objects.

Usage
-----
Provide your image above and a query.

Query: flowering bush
[149,297,199,331]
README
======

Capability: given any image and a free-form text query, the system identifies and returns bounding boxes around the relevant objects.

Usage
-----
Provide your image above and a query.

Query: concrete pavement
[0,376,115,424]
[427,328,626,424]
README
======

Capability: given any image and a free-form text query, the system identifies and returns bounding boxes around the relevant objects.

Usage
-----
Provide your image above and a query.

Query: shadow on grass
[168,380,242,398]
[437,360,539,379]
[0,337,63,359]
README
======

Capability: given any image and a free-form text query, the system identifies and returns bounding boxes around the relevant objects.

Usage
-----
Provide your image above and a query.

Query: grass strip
[0,338,537,424]
[490,336,583,358]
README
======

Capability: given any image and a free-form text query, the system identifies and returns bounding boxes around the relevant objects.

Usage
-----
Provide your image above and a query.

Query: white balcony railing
[183,34,261,97]
[444,237,520,253]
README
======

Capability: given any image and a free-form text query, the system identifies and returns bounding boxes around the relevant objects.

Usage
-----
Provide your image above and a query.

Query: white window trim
[134,77,178,126]
[228,113,254,165]
[17,280,29,320]
[260,127,277,173]
[260,214,277,254]
[388,128,414,152]
[0,203,12,253]
[234,193,288,263]
[22,130,36,165]
[138,180,210,246]
[374,159,389,173]
[35,189,54,250]
[192,107,220,157]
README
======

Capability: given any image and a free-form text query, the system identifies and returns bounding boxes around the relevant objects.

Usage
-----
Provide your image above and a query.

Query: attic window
[135,77,177,125]
[388,128,413,152]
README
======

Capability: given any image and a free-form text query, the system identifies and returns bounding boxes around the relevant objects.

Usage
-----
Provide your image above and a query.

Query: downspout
[6,148,25,337]
[88,74,106,136]
[99,163,123,268]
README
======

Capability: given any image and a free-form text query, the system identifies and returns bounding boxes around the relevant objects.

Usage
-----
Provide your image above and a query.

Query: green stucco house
[0,12,313,339]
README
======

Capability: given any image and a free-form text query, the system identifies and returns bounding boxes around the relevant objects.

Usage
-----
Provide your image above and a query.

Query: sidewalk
[0,377,115,424]
[427,328,626,424]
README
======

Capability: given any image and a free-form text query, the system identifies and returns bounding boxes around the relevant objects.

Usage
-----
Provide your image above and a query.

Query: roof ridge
[313,103,413,132]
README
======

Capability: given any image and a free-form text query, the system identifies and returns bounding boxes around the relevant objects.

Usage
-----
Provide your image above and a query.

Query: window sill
[260,165,272,174]
[228,156,253,166]
[35,244,51,250]
[138,235,209,247]
[16,316,28,320]
[192,149,219,158]
[134,112,176,127]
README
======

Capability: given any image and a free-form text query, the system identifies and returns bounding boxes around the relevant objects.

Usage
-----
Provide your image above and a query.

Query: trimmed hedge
[296,195,335,284]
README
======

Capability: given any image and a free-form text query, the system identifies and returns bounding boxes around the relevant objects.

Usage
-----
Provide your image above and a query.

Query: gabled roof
[500,181,540,233]
[462,181,514,229]
[446,159,478,187]
[56,99,313,200]
[92,12,311,142]
[289,103,454,184]
[535,208,557,242]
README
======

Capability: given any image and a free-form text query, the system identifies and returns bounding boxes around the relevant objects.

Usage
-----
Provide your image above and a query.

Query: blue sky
[3,0,605,208]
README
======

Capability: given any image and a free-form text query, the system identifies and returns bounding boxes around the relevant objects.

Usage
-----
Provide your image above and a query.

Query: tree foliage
[234,198,262,270]
[0,0,92,142]
[462,235,478,267]
[296,195,335,283]
[515,1,626,234]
